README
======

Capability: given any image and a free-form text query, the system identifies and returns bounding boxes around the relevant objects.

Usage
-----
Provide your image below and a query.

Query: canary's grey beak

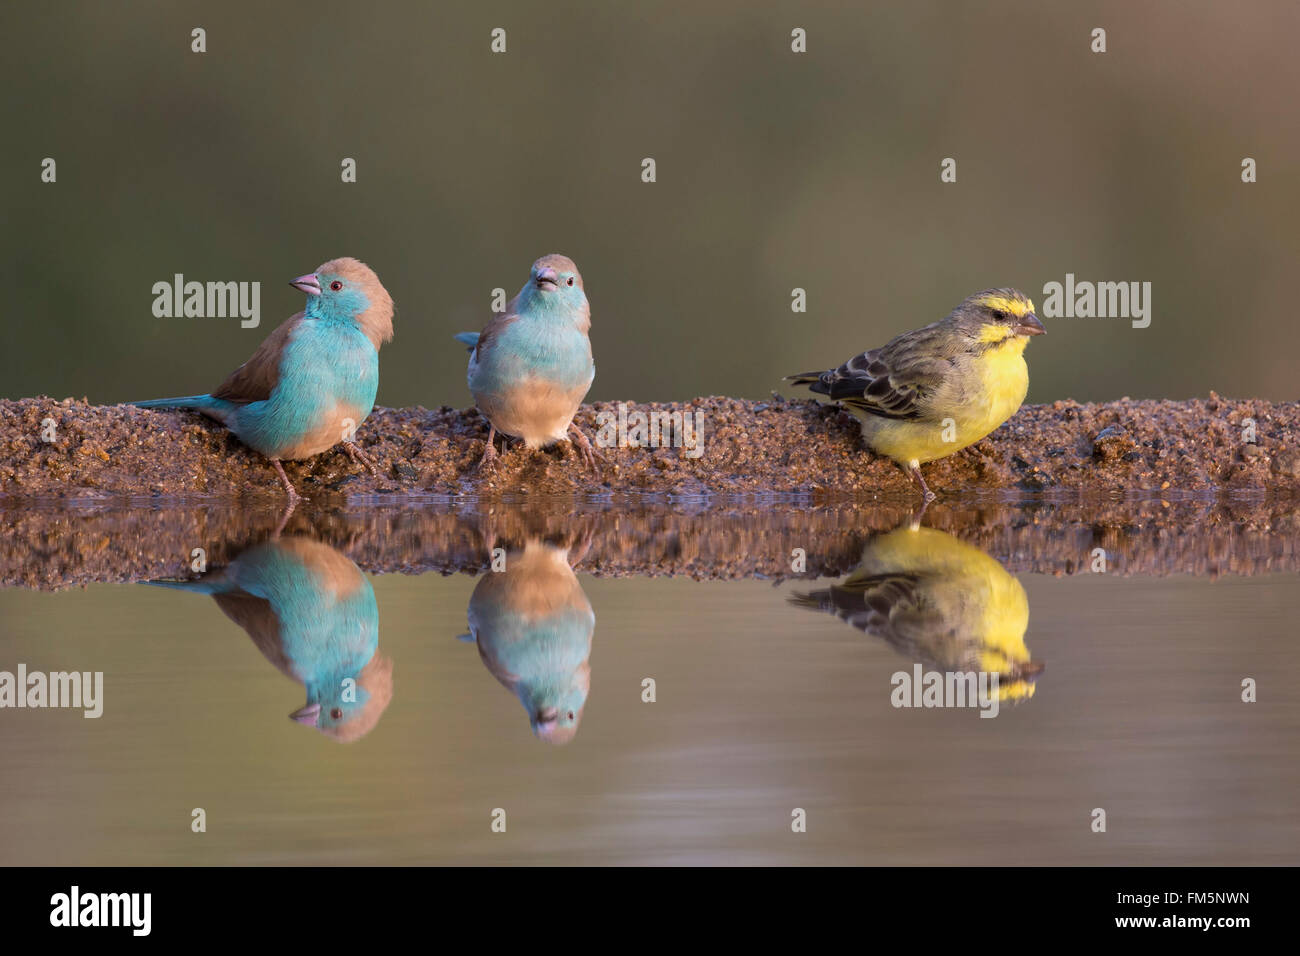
[290,273,321,296]
[289,702,321,725]
[1017,312,1046,336]
[535,267,559,291]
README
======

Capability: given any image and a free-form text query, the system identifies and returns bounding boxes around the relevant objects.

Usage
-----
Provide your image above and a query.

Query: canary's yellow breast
[863,527,1035,701]
[858,338,1029,466]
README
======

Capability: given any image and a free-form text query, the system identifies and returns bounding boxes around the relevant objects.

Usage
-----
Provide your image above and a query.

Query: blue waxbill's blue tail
[142,578,229,595]
[454,332,479,351]
[130,394,230,412]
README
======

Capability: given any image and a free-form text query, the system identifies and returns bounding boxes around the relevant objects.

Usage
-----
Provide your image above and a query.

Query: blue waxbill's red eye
[330,280,343,291]
[567,277,574,286]
[330,707,342,720]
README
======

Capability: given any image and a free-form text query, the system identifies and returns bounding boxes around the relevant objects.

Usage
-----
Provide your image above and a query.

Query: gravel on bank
[2,392,1299,499]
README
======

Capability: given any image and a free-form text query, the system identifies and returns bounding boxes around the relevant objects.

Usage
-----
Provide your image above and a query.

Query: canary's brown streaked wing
[211,313,304,405]
[789,325,954,422]
[789,572,942,648]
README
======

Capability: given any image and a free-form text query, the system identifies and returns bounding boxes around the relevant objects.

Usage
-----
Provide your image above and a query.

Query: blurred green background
[2,0,1297,408]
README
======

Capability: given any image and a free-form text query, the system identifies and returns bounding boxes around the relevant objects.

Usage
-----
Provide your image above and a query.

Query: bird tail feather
[130,394,219,411]
[784,371,827,387]
[142,579,224,595]
[784,371,832,396]
[787,589,832,611]
[453,332,479,352]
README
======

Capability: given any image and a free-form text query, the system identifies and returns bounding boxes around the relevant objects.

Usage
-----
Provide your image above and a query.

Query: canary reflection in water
[459,538,595,744]
[148,537,392,741]
[790,521,1043,702]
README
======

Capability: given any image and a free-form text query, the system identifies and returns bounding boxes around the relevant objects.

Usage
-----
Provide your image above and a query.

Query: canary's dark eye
[566,277,574,287]
[992,309,1008,321]
[330,280,343,291]
[330,707,343,720]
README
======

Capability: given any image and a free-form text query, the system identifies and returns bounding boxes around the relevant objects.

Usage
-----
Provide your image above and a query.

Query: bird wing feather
[211,313,303,404]
[472,299,520,363]
[211,591,297,678]
[790,572,952,661]
[825,326,955,420]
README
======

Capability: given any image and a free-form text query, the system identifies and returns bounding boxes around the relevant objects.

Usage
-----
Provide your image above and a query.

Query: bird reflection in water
[459,536,595,744]
[790,517,1043,703]
[148,537,392,741]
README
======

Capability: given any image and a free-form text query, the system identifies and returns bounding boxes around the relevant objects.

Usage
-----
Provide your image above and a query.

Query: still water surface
[1,498,1296,864]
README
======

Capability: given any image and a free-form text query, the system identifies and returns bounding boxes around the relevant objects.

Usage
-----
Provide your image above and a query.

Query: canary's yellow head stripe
[977,324,1016,344]
[976,294,1035,317]
[979,646,1039,701]
[995,678,1038,702]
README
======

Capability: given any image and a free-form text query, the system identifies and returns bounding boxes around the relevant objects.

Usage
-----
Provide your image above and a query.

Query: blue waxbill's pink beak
[535,267,559,291]
[290,273,321,296]
[289,702,321,725]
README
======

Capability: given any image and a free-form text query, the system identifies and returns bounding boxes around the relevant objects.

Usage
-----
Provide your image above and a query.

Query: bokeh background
[2,0,1297,408]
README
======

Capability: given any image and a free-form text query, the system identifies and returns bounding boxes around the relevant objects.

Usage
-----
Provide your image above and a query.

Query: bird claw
[471,424,505,474]
[343,441,381,476]
[567,424,601,474]
[905,463,937,502]
[475,440,498,473]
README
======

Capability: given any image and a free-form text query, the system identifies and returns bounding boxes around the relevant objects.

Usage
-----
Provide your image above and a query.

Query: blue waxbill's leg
[567,422,599,473]
[272,493,297,537]
[270,458,302,504]
[476,424,498,472]
[568,527,594,568]
[269,459,300,536]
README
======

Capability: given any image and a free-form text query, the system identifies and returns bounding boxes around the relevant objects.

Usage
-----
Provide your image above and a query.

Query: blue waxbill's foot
[343,440,380,476]
[476,425,499,472]
[271,458,302,504]
[567,422,600,473]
